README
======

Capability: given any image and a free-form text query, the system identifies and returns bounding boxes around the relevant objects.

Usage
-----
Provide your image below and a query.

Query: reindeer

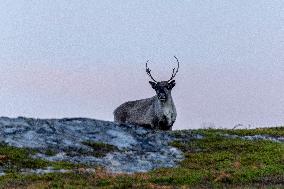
[113,57,180,130]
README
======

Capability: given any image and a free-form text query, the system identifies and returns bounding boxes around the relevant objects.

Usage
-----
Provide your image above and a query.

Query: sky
[0,0,283,129]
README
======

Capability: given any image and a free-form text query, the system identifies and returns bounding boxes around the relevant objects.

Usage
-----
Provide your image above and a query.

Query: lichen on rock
[0,117,187,173]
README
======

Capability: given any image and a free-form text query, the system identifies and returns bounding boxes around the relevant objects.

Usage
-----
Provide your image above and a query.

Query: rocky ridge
[0,117,189,173]
[1,117,282,175]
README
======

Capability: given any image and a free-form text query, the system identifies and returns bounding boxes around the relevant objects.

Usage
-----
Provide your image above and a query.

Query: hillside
[0,117,283,188]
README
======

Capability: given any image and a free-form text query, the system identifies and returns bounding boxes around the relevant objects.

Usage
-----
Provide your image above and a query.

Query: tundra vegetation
[0,127,283,188]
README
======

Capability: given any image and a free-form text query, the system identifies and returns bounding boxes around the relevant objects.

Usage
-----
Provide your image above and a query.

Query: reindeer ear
[149,81,157,89]
[168,80,176,89]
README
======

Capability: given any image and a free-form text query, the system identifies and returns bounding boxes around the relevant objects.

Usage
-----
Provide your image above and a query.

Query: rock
[0,117,189,173]
[223,134,284,143]
[21,167,71,175]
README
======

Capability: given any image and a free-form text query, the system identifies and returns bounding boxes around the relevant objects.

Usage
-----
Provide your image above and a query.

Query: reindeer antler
[167,56,180,82]
[146,60,158,83]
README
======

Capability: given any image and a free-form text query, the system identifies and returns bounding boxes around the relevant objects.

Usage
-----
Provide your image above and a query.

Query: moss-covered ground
[81,141,119,157]
[0,127,283,188]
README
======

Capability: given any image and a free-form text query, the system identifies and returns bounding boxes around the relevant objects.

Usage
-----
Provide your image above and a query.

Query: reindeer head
[146,56,180,102]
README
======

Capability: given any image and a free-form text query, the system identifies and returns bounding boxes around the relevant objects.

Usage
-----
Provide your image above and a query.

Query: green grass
[222,126,284,137]
[81,141,119,157]
[0,143,49,173]
[169,131,284,186]
[192,126,284,137]
[0,143,80,173]
[42,148,58,156]
[0,128,283,188]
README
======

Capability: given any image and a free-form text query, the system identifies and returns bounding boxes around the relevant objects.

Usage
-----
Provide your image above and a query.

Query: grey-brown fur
[113,81,177,130]
[114,57,180,130]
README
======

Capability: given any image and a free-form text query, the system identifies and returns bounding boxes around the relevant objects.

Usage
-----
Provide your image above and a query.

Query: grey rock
[0,117,187,173]
[21,167,71,175]
[224,134,284,143]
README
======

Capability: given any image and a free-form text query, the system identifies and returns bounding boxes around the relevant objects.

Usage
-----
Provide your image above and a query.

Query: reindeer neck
[163,93,174,106]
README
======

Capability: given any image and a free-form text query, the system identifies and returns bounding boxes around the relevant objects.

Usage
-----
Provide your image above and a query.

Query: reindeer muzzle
[158,94,167,102]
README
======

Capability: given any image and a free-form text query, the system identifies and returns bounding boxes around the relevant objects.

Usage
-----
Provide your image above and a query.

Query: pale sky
[0,0,283,129]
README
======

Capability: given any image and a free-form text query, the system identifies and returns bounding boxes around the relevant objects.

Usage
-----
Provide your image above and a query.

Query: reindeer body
[114,93,176,130]
[113,56,180,131]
